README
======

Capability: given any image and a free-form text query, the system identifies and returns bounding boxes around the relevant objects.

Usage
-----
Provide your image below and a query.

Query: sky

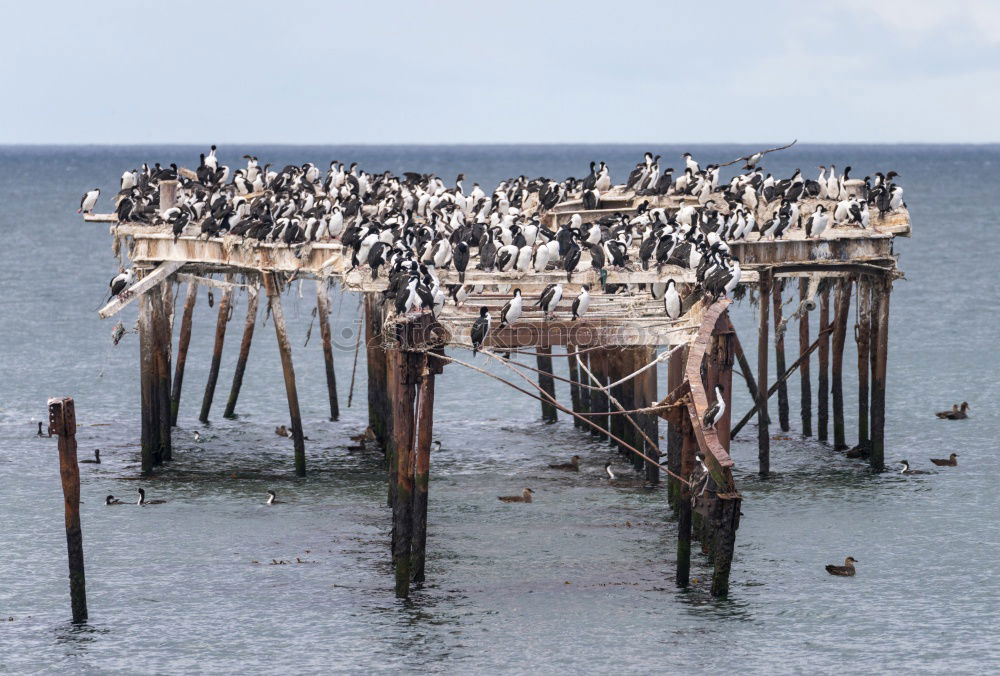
[3,0,1000,144]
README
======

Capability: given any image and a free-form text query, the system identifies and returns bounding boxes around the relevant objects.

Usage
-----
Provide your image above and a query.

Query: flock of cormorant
[86,145,907,348]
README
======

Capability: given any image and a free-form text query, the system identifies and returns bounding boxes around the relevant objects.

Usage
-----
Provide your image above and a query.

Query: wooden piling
[152,285,173,462]
[666,346,685,509]
[733,333,767,427]
[577,348,592,422]
[170,281,197,426]
[676,416,695,587]
[710,496,741,598]
[639,346,659,483]
[757,271,771,477]
[315,281,340,421]
[856,276,871,454]
[388,348,417,597]
[798,279,813,437]
[772,280,790,432]
[831,278,851,450]
[48,397,87,623]
[365,294,391,450]
[222,287,260,419]
[870,275,891,471]
[590,349,609,438]
[199,283,233,424]
[138,285,156,475]
[264,273,306,476]
[411,353,438,584]
[536,346,557,422]
[817,286,830,443]
[567,344,582,428]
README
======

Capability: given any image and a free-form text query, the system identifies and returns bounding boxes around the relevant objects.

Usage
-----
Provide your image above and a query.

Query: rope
[428,351,691,487]
[346,301,365,408]
[572,351,661,453]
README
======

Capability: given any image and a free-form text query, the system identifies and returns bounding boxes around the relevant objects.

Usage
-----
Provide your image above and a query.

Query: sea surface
[0,144,997,674]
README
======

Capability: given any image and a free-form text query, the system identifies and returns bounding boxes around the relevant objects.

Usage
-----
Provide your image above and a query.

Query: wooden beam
[831,278,851,450]
[798,278,813,437]
[199,283,234,424]
[315,282,340,421]
[870,275,891,471]
[818,286,831,443]
[263,273,307,476]
[48,397,88,623]
[410,354,435,584]
[757,272,772,477]
[223,287,260,419]
[98,261,183,319]
[170,281,197,426]
[772,280,790,432]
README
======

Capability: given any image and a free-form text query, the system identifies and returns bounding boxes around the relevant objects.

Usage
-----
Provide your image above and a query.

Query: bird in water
[431,440,442,453]
[80,449,101,464]
[549,455,581,471]
[498,487,534,503]
[929,453,958,467]
[78,188,100,214]
[275,425,290,437]
[935,402,970,420]
[898,460,930,475]
[604,462,617,480]
[702,384,726,430]
[266,490,283,505]
[105,495,123,505]
[471,306,491,356]
[825,556,858,576]
[136,488,166,505]
[35,421,46,437]
[193,431,202,443]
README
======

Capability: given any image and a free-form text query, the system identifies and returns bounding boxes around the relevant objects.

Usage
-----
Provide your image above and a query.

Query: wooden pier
[86,165,909,599]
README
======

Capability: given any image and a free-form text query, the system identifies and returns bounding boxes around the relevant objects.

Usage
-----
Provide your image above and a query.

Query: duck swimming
[929,453,958,467]
[825,556,858,576]
[105,495,123,505]
[275,425,290,437]
[80,449,101,464]
[194,431,202,443]
[136,488,166,505]
[266,490,283,505]
[936,402,970,420]
[898,460,929,475]
[549,455,581,471]
[498,488,534,503]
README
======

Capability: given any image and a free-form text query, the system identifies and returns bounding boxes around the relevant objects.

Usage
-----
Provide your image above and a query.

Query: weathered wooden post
[170,281,197,426]
[856,276,871,454]
[831,278,851,450]
[365,294,390,450]
[152,285,173,462]
[388,348,417,597]
[158,179,178,213]
[411,352,439,584]
[138,284,156,474]
[666,346,685,509]
[577,348,592,422]
[263,272,306,476]
[199,281,233,423]
[817,286,830,443]
[48,397,87,623]
[315,281,340,421]
[223,286,260,419]
[676,415,695,587]
[870,275,891,471]
[590,349,609,438]
[536,346,557,422]
[798,279,813,437]
[772,280,790,432]
[567,344,583,428]
[640,345,659,483]
[757,271,771,477]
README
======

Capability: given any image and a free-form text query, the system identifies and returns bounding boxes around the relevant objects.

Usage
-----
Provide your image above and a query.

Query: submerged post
[388,348,417,597]
[536,346,557,422]
[223,286,260,419]
[772,280,790,432]
[365,294,390,450]
[567,344,583,428]
[640,345,659,483]
[152,285,173,462]
[817,286,830,443]
[870,275,892,471]
[263,273,306,476]
[590,349,609,438]
[138,284,156,474]
[199,282,234,424]
[315,281,341,421]
[666,345,685,509]
[831,278,851,450]
[170,281,198,426]
[757,271,772,477]
[798,279,813,437]
[48,397,87,624]
[676,415,695,587]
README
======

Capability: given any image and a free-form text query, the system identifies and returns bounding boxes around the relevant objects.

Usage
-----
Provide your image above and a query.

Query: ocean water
[0,144,997,674]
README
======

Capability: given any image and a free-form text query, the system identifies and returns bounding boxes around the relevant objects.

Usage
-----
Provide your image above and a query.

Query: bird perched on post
[536,283,563,320]
[499,289,522,329]
[571,285,590,320]
[702,384,726,429]
[471,306,491,355]
[78,188,100,214]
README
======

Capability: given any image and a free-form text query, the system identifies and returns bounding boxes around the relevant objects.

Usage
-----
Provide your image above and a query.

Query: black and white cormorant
[80,449,101,464]
[536,283,563,319]
[571,285,590,320]
[471,306,491,356]
[105,495,123,505]
[78,188,100,214]
[664,279,682,319]
[499,289,522,329]
[702,384,726,430]
[266,490,283,505]
[136,488,165,505]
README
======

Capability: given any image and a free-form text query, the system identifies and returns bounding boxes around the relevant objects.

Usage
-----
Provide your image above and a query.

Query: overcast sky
[4,0,999,144]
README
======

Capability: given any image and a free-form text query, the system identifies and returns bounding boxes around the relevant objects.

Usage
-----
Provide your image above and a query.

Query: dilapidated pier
[84,155,909,599]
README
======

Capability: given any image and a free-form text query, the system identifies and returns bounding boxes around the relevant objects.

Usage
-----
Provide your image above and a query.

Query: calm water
[1,145,997,674]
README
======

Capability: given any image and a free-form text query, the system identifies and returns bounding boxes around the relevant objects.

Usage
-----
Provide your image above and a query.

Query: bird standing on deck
[536,283,563,319]
[78,188,100,214]
[805,205,830,238]
[571,285,590,320]
[471,306,491,356]
[825,557,858,576]
[664,279,682,319]
[499,289,522,329]
[702,385,726,430]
